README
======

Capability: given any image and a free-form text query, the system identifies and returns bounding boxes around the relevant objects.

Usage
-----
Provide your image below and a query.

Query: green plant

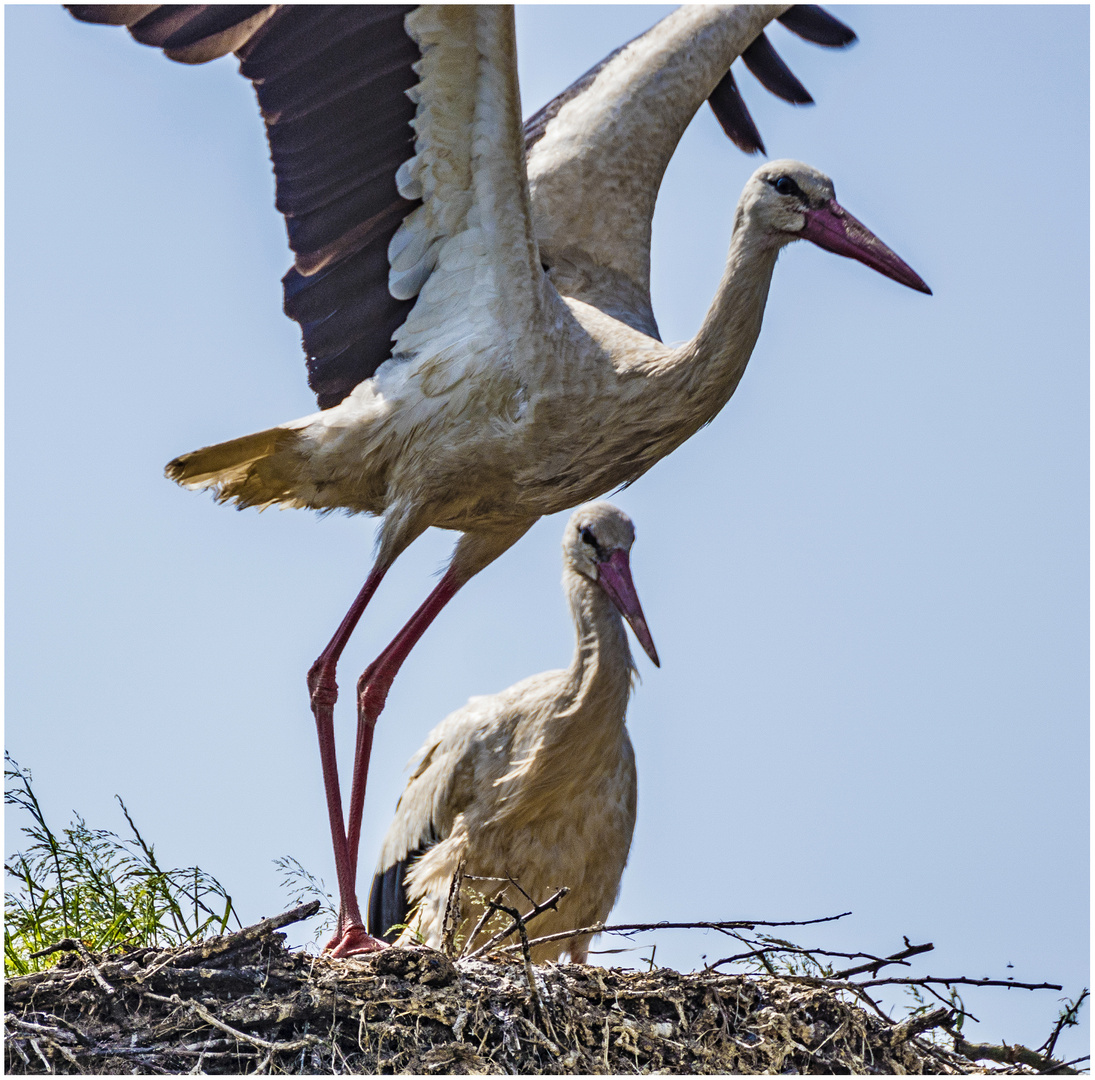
[4,755,238,975]
[273,854,337,942]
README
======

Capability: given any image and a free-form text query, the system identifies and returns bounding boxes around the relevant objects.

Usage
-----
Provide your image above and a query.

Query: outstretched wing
[524,4,855,338]
[66,5,556,416]
[66,5,421,409]
[65,6,850,406]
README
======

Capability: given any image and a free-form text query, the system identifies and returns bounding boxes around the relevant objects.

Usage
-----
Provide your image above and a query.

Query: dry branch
[951,1033,1080,1075]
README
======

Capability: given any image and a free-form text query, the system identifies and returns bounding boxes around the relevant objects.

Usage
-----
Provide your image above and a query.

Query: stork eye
[580,526,596,547]
[772,176,803,198]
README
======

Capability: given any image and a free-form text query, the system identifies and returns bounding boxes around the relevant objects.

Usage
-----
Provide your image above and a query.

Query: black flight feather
[707,69,766,155]
[367,844,432,943]
[777,5,857,48]
[741,32,814,105]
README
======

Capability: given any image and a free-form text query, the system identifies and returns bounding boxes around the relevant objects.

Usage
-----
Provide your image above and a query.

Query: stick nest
[4,904,1029,1075]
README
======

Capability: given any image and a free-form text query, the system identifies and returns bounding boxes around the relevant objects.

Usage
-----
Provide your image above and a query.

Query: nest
[4,904,1029,1075]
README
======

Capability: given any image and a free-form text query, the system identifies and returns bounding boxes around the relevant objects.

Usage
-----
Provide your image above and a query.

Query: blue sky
[6,5,1088,1059]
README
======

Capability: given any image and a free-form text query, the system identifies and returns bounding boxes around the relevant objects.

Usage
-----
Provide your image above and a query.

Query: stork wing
[523,4,855,339]
[367,705,494,943]
[66,5,553,412]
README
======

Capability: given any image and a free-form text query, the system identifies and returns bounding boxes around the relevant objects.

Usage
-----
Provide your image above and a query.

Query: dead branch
[707,939,934,975]
[460,887,507,959]
[161,899,319,969]
[950,1032,1079,1075]
[439,859,466,957]
[142,990,318,1054]
[830,939,935,979]
[1039,988,1088,1060]
[776,973,1063,993]
[600,913,853,935]
[464,886,569,959]
[889,1006,954,1047]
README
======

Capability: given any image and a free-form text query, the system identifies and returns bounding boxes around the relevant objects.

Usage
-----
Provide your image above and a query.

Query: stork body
[66,4,930,955]
[368,503,657,963]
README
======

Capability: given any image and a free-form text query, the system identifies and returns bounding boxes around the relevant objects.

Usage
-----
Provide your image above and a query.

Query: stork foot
[324,923,388,958]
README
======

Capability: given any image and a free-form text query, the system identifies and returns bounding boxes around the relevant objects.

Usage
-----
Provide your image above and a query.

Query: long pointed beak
[800,199,932,295]
[597,549,660,667]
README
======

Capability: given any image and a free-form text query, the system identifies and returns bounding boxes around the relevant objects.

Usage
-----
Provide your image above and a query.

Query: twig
[921,981,980,1024]
[846,984,895,1025]
[142,991,318,1053]
[28,938,81,960]
[1054,1056,1091,1072]
[66,939,118,997]
[768,973,1062,993]
[601,913,852,935]
[506,875,536,908]
[499,912,854,955]
[440,860,466,958]
[889,1006,953,1047]
[950,1031,1079,1074]
[464,887,569,959]
[460,889,507,959]
[707,939,933,975]
[853,976,1062,992]
[830,939,934,979]
[1039,988,1088,1060]
[489,899,545,1025]
[5,1017,77,1044]
[28,1037,51,1073]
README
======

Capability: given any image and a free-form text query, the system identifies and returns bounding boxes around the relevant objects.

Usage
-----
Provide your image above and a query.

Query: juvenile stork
[65,5,929,955]
[368,502,658,962]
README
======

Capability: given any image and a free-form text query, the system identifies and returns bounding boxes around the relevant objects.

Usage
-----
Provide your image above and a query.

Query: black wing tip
[367,861,407,943]
[777,6,857,48]
[708,69,766,156]
[368,843,433,942]
[741,34,814,106]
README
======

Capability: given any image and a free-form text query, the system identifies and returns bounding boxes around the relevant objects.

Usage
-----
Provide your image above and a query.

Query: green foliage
[273,854,337,942]
[4,755,238,976]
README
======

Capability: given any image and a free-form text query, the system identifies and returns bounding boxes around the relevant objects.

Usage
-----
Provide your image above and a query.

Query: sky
[6,4,1089,1061]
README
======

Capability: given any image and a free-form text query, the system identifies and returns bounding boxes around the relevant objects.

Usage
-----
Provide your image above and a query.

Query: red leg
[328,569,462,957]
[307,563,390,956]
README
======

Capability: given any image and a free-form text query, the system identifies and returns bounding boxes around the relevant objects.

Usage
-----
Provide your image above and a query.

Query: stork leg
[308,562,391,957]
[327,569,461,957]
[327,524,534,958]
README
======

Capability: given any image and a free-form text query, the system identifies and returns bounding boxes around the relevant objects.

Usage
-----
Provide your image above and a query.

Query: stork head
[742,159,931,294]
[565,502,660,667]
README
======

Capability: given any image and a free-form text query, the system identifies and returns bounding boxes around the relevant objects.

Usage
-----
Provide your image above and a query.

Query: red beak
[800,199,932,295]
[597,549,660,667]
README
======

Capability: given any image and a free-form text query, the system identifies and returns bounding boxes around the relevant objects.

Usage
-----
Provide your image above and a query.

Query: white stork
[64,4,929,956]
[369,502,657,961]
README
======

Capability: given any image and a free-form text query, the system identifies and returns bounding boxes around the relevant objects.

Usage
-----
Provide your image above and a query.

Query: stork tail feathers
[164,426,304,509]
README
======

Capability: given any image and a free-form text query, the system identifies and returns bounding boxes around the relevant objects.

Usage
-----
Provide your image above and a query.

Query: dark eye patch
[770,175,804,198]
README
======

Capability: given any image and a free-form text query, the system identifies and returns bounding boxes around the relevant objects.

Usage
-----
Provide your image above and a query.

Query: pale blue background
[6,4,1088,1060]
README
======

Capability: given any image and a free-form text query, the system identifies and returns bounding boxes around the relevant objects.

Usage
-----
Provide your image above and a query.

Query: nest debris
[5,904,1039,1075]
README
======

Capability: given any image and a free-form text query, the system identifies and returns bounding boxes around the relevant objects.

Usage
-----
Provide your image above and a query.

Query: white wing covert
[386,6,557,397]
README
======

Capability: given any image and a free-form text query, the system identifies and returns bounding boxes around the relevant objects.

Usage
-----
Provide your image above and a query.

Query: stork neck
[665,211,783,417]
[560,569,635,737]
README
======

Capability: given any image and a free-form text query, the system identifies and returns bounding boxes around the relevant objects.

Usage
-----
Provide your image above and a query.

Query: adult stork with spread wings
[65,4,929,956]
